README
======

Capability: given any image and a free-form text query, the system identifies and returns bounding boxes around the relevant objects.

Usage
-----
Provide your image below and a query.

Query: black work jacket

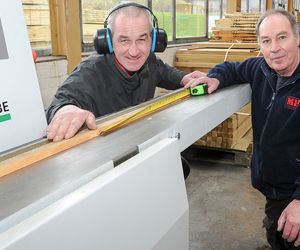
[46,53,186,122]
[208,56,300,200]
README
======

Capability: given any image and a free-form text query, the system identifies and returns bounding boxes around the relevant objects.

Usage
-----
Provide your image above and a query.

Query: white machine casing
[0,0,47,153]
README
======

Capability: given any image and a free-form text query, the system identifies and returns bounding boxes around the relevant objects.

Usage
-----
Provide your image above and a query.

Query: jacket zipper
[266,92,276,110]
[260,89,276,197]
[259,90,275,146]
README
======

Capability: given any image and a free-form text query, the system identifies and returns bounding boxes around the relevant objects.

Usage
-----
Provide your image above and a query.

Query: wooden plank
[23,4,50,25]
[210,12,260,43]
[0,90,190,178]
[174,62,219,68]
[175,66,211,74]
[22,0,48,5]
[226,0,241,13]
[288,0,293,12]
[0,108,139,178]
[266,0,273,10]
[239,102,251,113]
[216,18,259,23]
[176,54,258,62]
[236,112,250,126]
[82,9,107,24]
[49,0,81,73]
[212,27,256,32]
[225,13,261,18]
[0,129,99,178]
[65,0,82,73]
[237,115,252,139]
[210,37,257,43]
[30,41,52,49]
[27,25,51,42]
[193,102,252,150]
[177,48,258,54]
[232,128,252,151]
[49,0,67,55]
[189,42,259,50]
[176,55,256,64]
[174,54,256,67]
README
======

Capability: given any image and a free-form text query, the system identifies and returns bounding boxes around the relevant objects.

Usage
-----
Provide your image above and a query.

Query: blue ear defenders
[93,2,167,54]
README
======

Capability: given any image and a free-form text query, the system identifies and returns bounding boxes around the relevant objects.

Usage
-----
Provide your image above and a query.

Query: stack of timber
[82,9,108,43]
[22,1,109,47]
[183,103,253,167]
[175,42,260,73]
[210,12,261,43]
[195,103,252,152]
[22,0,51,49]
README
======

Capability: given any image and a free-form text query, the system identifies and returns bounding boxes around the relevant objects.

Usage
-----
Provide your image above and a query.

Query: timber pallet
[182,145,252,167]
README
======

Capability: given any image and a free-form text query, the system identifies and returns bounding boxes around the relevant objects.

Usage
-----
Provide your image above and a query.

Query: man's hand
[46,105,97,142]
[277,199,300,247]
[181,71,220,94]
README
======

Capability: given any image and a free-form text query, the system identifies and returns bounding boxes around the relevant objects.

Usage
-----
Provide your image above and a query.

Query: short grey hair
[256,8,299,38]
[107,5,153,36]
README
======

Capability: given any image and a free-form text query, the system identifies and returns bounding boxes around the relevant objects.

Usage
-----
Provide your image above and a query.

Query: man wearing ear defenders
[46,2,204,178]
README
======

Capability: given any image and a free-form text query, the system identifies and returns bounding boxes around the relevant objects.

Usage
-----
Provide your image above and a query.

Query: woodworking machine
[0,84,251,250]
[0,0,47,154]
[0,1,252,249]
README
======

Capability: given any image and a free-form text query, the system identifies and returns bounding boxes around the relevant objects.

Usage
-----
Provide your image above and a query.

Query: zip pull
[266,92,276,110]
[271,92,276,101]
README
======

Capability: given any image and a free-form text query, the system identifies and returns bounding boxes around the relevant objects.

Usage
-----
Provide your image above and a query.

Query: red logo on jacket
[285,96,300,110]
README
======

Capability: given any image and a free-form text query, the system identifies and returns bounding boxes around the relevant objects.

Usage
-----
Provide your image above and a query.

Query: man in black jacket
[46,3,202,142]
[185,9,300,249]
[46,3,203,179]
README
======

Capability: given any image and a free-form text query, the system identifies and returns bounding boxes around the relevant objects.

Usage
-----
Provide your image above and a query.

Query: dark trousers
[263,198,300,250]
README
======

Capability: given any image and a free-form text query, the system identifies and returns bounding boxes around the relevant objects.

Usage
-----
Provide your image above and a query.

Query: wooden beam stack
[194,103,252,152]
[22,0,51,48]
[210,13,261,43]
[82,9,107,43]
[22,1,108,45]
[175,42,260,73]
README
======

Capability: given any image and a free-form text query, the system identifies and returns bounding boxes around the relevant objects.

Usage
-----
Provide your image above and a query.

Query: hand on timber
[277,199,300,247]
[46,105,97,142]
[182,71,220,94]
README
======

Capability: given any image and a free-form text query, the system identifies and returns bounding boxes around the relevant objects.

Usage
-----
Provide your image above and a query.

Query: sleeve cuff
[292,186,300,200]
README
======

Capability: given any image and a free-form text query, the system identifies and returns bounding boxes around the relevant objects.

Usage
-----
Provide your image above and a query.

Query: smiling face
[111,10,152,72]
[258,13,300,76]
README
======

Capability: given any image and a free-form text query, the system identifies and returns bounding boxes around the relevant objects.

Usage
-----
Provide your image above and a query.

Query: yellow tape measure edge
[100,88,190,135]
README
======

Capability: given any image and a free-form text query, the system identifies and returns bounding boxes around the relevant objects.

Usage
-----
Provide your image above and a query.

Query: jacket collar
[114,57,134,78]
[261,60,300,89]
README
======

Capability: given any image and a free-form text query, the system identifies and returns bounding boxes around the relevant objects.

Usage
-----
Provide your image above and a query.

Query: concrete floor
[185,157,270,250]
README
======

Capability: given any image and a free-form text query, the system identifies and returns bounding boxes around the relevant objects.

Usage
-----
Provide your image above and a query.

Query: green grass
[154,12,206,40]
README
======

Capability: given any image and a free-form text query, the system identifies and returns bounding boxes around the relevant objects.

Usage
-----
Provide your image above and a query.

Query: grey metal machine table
[0,84,251,250]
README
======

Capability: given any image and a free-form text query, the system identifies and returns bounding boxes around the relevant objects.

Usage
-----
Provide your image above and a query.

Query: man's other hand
[46,105,97,142]
[277,199,300,247]
[181,71,220,94]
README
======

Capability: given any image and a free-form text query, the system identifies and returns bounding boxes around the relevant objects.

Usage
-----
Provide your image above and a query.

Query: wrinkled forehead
[109,6,152,32]
[259,14,291,33]
[259,14,291,36]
